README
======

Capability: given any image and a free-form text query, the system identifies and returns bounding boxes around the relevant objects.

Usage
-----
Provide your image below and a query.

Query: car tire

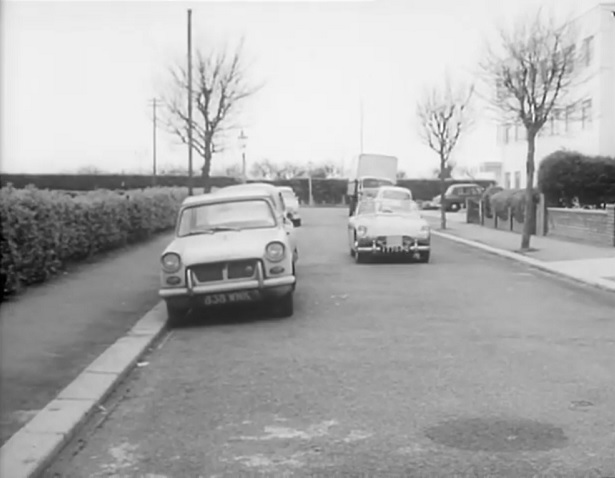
[418,251,430,263]
[294,219,302,227]
[356,251,369,264]
[166,302,188,328]
[271,292,294,318]
[450,203,460,212]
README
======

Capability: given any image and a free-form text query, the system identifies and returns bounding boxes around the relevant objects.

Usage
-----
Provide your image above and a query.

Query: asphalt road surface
[46,208,615,478]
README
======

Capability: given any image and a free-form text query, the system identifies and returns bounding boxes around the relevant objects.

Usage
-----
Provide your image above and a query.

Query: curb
[0,301,168,478]
[431,230,615,294]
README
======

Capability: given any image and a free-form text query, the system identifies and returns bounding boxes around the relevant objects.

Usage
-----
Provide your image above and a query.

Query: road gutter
[0,302,168,478]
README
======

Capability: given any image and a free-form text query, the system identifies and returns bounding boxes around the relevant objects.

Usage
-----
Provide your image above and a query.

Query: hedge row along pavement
[538,150,615,208]
[0,174,496,203]
[1,185,188,297]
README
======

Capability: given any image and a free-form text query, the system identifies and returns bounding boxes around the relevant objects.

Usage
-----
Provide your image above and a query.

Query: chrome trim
[159,275,295,298]
[256,260,265,288]
[186,268,194,294]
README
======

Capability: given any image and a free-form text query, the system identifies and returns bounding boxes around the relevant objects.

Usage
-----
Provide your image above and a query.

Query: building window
[505,172,511,189]
[581,99,592,129]
[565,104,575,133]
[503,125,510,144]
[514,172,521,189]
[582,36,594,67]
[565,45,576,73]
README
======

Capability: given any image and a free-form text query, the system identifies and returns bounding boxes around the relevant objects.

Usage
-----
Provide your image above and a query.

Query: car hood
[162,228,287,264]
[355,213,428,235]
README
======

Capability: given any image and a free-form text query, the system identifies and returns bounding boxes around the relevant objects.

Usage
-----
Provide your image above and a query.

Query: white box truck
[346,154,398,215]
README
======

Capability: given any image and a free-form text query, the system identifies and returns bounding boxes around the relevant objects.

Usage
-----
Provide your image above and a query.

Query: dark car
[442,183,484,212]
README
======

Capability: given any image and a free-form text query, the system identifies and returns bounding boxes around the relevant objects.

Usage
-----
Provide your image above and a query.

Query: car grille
[190,260,259,283]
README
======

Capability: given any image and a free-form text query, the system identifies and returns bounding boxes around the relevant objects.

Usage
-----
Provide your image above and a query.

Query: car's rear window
[177,199,276,236]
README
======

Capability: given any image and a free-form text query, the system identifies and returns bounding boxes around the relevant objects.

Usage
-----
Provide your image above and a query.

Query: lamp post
[238,130,248,183]
[308,160,314,206]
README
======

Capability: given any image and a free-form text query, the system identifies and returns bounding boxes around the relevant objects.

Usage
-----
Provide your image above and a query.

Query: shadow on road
[172,303,290,328]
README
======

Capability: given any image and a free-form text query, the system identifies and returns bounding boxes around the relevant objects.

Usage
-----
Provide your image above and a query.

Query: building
[495,1,615,189]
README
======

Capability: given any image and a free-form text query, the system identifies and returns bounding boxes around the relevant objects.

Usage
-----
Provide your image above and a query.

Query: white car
[347,199,431,263]
[158,188,297,326]
[277,186,301,227]
[219,182,299,262]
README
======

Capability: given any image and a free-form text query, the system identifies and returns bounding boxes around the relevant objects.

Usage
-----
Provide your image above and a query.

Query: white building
[495,1,615,189]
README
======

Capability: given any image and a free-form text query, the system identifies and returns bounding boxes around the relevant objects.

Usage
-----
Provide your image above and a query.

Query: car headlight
[357,225,368,237]
[265,241,286,262]
[161,252,181,273]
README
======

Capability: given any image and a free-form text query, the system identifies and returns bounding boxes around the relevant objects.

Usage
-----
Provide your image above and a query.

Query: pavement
[421,210,615,292]
[9,207,611,477]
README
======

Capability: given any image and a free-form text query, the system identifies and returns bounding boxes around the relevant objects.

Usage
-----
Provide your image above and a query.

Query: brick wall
[546,205,615,247]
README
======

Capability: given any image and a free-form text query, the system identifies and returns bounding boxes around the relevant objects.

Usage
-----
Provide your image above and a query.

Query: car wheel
[271,292,294,318]
[294,218,302,227]
[166,302,189,328]
[450,203,460,212]
[356,251,369,264]
[418,251,430,263]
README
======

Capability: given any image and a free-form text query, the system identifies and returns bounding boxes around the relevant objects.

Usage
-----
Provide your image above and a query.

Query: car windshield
[381,189,411,201]
[177,199,276,237]
[362,178,394,188]
[377,200,420,215]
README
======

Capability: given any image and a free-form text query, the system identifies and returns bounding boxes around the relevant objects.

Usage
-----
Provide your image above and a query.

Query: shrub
[490,188,539,223]
[481,185,504,218]
[1,185,188,296]
[538,150,615,207]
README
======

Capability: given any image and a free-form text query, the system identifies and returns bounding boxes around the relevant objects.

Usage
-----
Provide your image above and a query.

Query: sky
[1,0,595,178]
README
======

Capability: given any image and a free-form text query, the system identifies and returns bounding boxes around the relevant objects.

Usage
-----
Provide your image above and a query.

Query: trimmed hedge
[538,150,615,207]
[1,185,188,296]
[1,174,497,203]
[490,188,539,223]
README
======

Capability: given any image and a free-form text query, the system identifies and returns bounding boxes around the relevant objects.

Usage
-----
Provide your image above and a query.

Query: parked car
[347,198,431,263]
[219,183,298,261]
[158,188,297,326]
[442,183,484,212]
[277,185,301,227]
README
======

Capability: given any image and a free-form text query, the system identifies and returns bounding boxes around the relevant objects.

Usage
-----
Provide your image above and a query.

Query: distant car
[277,186,301,227]
[158,188,297,326]
[347,198,431,263]
[421,196,441,210]
[442,183,484,212]
[219,183,298,261]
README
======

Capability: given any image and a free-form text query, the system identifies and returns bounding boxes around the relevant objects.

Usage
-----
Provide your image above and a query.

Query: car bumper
[159,268,296,307]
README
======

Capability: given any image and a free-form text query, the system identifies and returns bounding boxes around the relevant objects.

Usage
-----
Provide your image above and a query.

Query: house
[496,1,615,189]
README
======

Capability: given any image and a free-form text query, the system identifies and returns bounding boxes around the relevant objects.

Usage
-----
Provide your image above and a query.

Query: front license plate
[386,236,402,248]
[203,291,260,306]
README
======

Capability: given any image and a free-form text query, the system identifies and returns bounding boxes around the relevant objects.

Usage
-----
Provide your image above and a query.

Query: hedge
[490,188,539,223]
[1,174,497,203]
[538,150,615,208]
[1,185,188,296]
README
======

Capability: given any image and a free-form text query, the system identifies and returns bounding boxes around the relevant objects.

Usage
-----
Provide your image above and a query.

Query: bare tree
[250,158,279,180]
[396,170,408,180]
[416,76,473,229]
[163,40,260,192]
[431,161,456,181]
[310,160,343,179]
[479,9,579,249]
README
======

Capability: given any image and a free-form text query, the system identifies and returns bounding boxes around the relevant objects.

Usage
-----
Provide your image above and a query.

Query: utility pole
[187,8,194,196]
[360,98,364,154]
[149,98,159,186]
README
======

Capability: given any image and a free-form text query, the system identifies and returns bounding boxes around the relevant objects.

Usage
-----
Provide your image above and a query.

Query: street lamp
[307,160,314,206]
[238,130,248,183]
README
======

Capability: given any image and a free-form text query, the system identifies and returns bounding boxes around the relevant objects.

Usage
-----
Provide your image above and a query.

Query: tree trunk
[521,130,536,250]
[201,146,213,193]
[439,156,447,230]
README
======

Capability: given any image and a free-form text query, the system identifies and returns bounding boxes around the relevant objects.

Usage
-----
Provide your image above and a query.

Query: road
[46,208,615,478]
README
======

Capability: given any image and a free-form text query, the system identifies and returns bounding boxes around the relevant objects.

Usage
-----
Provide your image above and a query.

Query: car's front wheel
[417,251,430,263]
[166,302,189,328]
[271,292,294,318]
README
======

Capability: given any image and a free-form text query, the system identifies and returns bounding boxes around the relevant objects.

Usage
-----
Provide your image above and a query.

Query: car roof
[377,186,410,194]
[180,188,274,207]
[277,186,294,192]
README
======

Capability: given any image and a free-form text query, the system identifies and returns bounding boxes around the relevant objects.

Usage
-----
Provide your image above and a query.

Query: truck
[346,153,398,216]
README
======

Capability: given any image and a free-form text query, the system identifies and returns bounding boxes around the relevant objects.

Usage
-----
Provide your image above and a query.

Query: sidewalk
[422,210,615,289]
[0,232,172,446]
